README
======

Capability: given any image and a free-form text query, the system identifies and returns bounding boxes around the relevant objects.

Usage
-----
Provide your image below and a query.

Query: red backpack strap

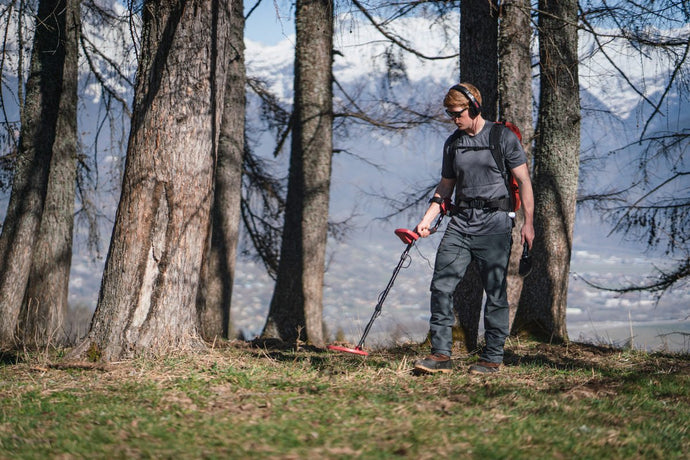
[503,121,523,142]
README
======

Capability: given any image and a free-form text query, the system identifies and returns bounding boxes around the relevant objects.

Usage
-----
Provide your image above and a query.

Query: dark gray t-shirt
[441,121,527,235]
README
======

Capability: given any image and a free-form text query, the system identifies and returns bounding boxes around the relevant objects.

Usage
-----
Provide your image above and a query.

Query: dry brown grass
[0,339,688,459]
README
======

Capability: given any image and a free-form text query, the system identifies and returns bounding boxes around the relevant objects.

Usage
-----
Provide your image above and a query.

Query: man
[413,83,534,374]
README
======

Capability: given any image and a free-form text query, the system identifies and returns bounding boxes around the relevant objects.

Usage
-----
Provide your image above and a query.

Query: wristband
[428,196,443,205]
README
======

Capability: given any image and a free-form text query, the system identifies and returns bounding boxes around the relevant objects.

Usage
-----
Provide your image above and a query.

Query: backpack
[448,121,524,213]
[489,121,522,212]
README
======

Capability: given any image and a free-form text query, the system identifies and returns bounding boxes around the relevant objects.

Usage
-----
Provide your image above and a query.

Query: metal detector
[327,201,449,356]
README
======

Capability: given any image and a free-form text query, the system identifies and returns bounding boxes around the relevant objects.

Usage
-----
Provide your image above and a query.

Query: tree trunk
[453,0,499,352]
[262,0,333,347]
[498,0,534,324]
[69,0,230,361]
[18,0,81,348]
[197,0,245,341]
[460,1,499,117]
[512,0,579,342]
[0,0,70,347]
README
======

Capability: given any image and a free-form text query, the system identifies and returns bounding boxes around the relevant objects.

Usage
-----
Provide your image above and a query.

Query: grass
[0,339,688,459]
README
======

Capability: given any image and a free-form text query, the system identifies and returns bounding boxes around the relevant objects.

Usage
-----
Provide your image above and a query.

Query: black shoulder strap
[448,129,462,148]
[489,123,507,179]
[447,129,464,160]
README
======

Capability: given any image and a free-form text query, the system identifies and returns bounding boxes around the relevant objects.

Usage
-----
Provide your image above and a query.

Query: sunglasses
[446,108,467,119]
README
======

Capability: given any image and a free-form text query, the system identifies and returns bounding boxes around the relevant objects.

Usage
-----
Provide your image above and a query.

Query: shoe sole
[413,364,453,374]
[468,367,499,375]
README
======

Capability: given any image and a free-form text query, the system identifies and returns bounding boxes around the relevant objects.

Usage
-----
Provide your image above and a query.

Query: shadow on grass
[504,341,690,394]
[236,337,689,391]
[0,350,24,366]
[247,337,403,373]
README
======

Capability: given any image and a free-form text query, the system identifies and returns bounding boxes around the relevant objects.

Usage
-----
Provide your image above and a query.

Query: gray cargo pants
[428,224,512,363]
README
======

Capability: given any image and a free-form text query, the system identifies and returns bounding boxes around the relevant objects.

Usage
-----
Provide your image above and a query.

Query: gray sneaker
[468,361,500,374]
[413,354,452,374]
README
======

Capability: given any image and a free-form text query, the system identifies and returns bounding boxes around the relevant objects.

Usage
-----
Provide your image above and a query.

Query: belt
[453,197,511,212]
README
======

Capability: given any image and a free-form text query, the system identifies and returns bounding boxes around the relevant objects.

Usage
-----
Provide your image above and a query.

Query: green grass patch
[0,341,687,459]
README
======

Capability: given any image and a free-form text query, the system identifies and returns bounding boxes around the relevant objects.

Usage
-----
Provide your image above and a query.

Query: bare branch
[0,0,18,154]
[350,0,459,61]
[574,256,690,296]
[608,171,690,236]
[579,11,658,111]
[640,37,690,139]
[78,29,132,117]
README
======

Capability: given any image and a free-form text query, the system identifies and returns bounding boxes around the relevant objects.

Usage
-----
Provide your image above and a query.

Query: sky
[245,0,295,45]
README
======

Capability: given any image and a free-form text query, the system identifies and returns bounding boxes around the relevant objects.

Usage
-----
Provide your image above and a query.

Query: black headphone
[451,84,481,117]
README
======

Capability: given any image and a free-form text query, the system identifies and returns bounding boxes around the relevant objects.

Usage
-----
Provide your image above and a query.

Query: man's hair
[443,83,482,108]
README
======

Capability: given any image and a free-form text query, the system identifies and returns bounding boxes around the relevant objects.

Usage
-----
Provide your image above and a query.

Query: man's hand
[511,164,534,250]
[521,222,535,249]
[415,222,432,238]
[417,178,455,238]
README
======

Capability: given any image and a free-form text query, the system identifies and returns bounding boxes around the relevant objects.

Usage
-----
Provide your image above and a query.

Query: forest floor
[0,338,688,459]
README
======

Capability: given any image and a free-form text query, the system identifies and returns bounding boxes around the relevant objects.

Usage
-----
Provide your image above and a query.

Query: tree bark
[70,0,230,361]
[453,0,499,352]
[460,0,499,118]
[0,0,70,347]
[512,0,579,342]
[197,0,245,341]
[498,0,534,324]
[262,0,333,347]
[18,0,81,348]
